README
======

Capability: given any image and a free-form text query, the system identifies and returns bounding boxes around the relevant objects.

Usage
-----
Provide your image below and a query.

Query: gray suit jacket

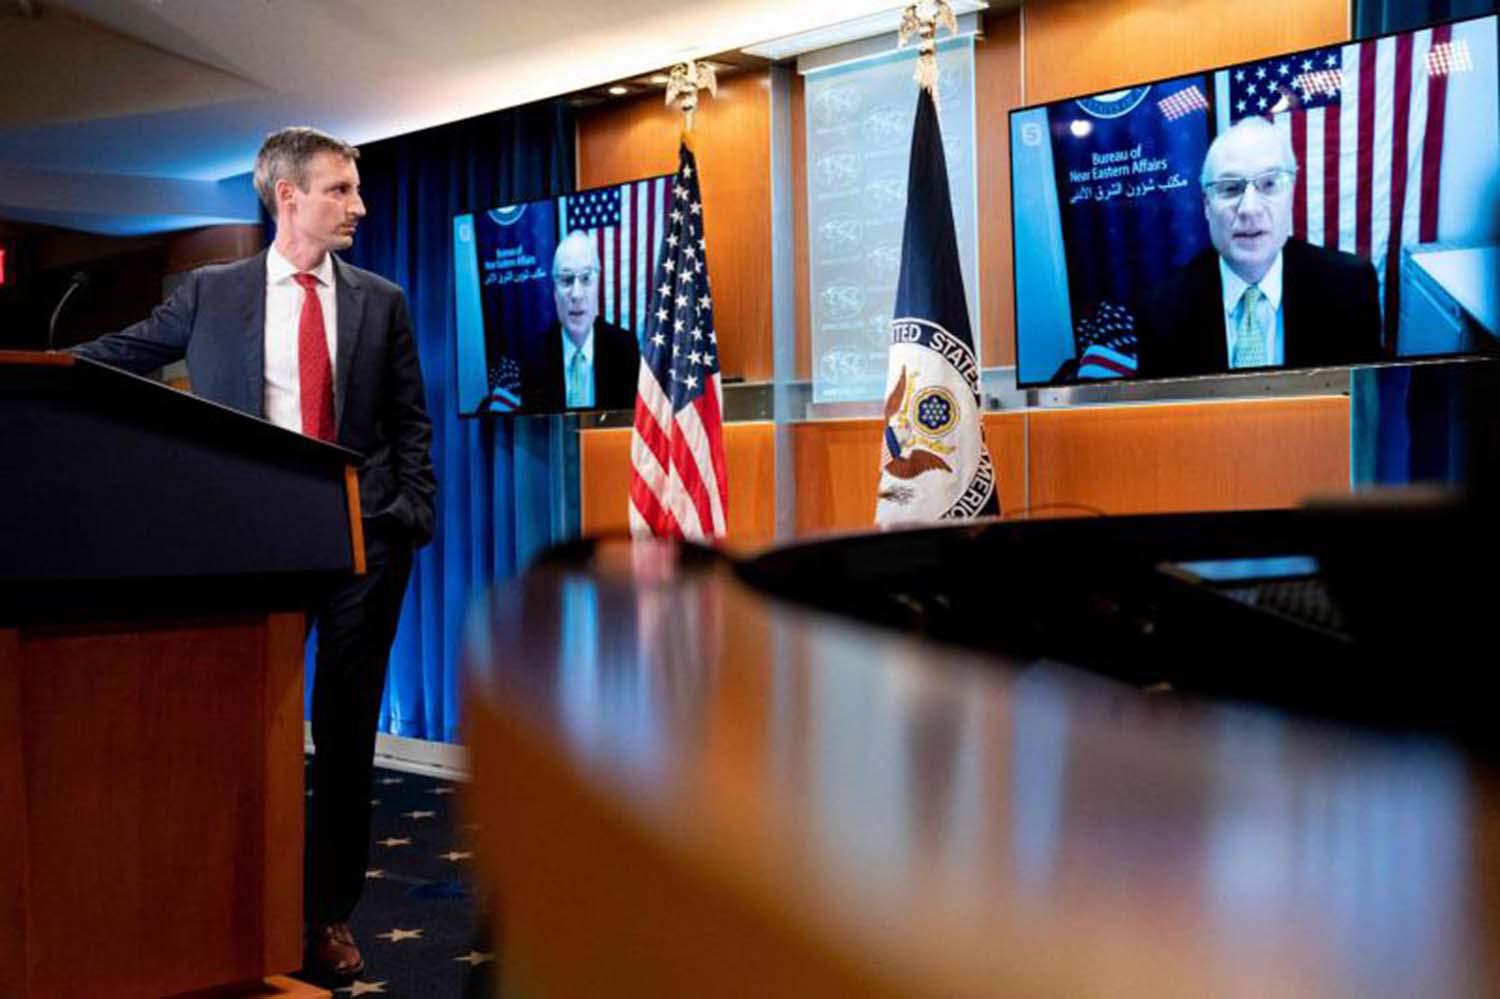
[74,250,436,545]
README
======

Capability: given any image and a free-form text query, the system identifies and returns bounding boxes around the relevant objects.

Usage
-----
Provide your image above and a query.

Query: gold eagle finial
[666,60,718,132]
[900,0,959,97]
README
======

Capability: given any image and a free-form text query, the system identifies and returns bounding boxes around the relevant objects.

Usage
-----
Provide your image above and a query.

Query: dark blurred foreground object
[1,351,361,999]
[461,349,1500,995]
[464,517,1500,996]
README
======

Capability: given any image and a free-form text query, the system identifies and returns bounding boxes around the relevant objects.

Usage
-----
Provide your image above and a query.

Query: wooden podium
[0,352,358,999]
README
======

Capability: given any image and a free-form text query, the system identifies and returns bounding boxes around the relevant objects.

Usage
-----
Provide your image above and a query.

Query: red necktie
[293,272,336,441]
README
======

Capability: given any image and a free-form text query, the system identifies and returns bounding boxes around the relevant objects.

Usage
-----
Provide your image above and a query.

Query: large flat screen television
[1010,14,1499,387]
[453,173,672,414]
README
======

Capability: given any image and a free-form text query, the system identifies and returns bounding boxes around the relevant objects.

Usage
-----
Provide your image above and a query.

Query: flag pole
[874,0,999,523]
[629,61,730,541]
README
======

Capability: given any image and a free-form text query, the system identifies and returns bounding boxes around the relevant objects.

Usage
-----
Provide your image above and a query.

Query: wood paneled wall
[791,70,812,381]
[1022,0,1348,103]
[573,0,1357,545]
[975,12,1023,370]
[165,224,263,274]
[596,393,1351,540]
[787,397,1350,534]
[1025,398,1351,516]
[580,422,777,551]
[577,72,773,382]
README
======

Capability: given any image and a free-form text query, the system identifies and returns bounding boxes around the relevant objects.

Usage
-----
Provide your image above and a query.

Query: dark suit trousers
[304,524,414,926]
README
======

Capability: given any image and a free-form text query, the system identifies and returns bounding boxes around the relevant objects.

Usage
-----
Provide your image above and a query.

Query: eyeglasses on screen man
[553,268,599,290]
[1202,168,1297,205]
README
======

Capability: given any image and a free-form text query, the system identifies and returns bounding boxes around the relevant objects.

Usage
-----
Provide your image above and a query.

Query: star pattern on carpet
[455,950,494,967]
[293,762,492,998]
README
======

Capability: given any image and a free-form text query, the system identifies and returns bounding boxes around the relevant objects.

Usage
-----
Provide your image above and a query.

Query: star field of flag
[642,160,719,406]
[1228,47,1343,120]
[565,186,623,230]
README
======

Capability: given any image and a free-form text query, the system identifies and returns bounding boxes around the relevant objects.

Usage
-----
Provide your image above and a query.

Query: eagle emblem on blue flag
[874,85,998,524]
[882,364,955,483]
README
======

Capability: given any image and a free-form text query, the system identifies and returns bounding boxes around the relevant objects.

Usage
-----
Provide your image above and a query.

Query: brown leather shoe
[307,921,365,979]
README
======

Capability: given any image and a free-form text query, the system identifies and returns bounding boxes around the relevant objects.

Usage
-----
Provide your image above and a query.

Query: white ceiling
[0,0,948,233]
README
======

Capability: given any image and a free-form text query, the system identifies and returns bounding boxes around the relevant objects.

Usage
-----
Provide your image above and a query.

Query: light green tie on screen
[567,349,590,408]
[1233,285,1266,369]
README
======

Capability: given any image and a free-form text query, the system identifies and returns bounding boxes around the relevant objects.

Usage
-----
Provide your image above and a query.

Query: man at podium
[72,126,436,983]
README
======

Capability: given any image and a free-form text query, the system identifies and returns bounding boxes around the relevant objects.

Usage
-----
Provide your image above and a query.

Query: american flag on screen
[628,140,728,541]
[561,175,671,337]
[1222,23,1461,349]
[1075,302,1138,379]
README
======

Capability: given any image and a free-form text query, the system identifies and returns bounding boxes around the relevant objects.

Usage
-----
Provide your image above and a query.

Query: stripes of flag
[560,175,671,338]
[628,140,728,541]
[1220,23,1458,350]
[1075,302,1138,379]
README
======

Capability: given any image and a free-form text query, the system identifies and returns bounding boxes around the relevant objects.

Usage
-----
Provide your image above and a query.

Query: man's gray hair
[551,229,601,274]
[252,126,360,214]
[1200,116,1298,184]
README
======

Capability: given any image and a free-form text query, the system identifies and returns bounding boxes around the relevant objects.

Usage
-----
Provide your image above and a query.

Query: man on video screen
[522,229,640,411]
[1137,117,1381,378]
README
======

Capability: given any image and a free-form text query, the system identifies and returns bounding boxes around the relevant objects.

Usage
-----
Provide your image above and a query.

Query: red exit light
[0,246,7,286]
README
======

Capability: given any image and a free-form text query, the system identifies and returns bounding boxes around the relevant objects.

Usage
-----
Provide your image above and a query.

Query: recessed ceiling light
[608,85,629,96]
[650,75,671,85]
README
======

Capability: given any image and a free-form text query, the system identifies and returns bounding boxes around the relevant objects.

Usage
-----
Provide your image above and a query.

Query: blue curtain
[303,101,578,743]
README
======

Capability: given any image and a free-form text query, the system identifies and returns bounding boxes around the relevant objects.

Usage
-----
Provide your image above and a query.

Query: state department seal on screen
[487,204,527,227]
[1076,85,1152,119]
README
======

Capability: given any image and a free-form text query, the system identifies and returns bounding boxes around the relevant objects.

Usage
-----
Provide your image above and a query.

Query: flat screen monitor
[1010,15,1500,387]
[453,173,672,414]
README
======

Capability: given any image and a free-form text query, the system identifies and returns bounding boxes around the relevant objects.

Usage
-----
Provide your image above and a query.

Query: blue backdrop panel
[1049,76,1213,331]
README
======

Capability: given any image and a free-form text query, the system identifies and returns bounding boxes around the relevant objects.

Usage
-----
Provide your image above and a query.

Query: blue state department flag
[875,88,999,524]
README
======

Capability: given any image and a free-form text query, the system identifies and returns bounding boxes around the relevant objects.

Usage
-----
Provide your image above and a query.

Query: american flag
[628,140,728,540]
[1221,23,1462,350]
[561,175,672,338]
[1158,85,1209,122]
[1075,302,1138,379]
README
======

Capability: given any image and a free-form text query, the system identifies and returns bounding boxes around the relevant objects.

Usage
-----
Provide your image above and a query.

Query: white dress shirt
[561,326,595,409]
[1220,252,1285,369]
[264,245,338,433]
